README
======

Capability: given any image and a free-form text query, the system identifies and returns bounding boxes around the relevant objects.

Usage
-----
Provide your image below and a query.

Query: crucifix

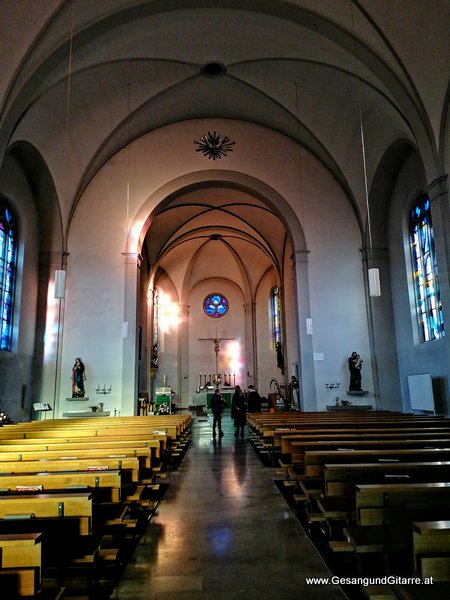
[198,333,235,386]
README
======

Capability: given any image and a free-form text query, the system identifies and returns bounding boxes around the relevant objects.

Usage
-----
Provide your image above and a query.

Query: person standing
[247,385,262,413]
[210,388,225,438]
[232,385,247,438]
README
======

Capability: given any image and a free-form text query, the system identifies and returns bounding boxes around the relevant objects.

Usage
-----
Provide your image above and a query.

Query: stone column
[37,251,69,419]
[292,250,315,410]
[244,301,256,389]
[428,176,450,319]
[121,252,142,415]
[361,246,401,411]
[428,176,450,413]
[178,304,190,410]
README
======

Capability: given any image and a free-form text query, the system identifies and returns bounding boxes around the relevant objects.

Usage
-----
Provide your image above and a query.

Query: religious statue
[290,375,300,410]
[72,357,86,398]
[348,351,363,391]
[275,341,284,375]
[150,343,158,368]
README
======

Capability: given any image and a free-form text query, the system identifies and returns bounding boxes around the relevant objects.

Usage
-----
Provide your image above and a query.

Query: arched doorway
[135,180,311,411]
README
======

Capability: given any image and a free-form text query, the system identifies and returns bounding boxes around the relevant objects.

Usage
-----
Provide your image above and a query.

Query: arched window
[270,286,282,348]
[150,288,159,368]
[0,199,18,351]
[409,194,444,342]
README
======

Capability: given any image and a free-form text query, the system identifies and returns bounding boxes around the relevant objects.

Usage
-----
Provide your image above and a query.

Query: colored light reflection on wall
[160,291,180,334]
[43,280,60,363]
[222,340,242,382]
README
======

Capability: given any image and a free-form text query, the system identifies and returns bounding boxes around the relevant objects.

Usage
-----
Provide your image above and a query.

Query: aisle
[111,415,346,599]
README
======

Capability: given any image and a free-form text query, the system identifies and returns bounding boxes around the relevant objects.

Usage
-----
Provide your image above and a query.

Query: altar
[192,390,233,408]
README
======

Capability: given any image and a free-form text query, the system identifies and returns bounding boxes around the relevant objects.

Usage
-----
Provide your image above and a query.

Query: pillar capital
[291,250,309,265]
[121,252,143,267]
[39,251,70,267]
[426,174,448,203]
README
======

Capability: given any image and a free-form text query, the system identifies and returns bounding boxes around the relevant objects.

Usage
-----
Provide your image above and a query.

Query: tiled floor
[111,415,346,599]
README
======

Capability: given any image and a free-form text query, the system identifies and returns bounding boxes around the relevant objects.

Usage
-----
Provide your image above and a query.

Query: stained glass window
[203,294,229,318]
[0,199,17,351]
[270,286,282,348]
[151,288,159,368]
[409,194,444,342]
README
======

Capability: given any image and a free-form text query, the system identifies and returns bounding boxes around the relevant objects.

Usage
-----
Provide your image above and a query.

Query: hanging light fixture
[54,269,66,299]
[54,12,74,301]
[350,1,381,298]
[294,82,315,335]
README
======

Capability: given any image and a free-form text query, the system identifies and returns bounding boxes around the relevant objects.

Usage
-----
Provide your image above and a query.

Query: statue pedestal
[327,404,372,411]
[62,410,110,418]
[346,390,369,396]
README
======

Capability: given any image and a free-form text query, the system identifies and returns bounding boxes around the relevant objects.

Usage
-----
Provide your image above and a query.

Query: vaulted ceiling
[1,0,448,242]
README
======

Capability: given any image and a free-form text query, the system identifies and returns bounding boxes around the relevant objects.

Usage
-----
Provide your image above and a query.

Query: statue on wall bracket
[72,357,86,398]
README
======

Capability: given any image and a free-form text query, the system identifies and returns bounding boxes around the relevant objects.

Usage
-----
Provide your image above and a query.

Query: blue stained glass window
[270,286,282,348]
[409,194,444,342]
[0,199,17,351]
[203,294,229,318]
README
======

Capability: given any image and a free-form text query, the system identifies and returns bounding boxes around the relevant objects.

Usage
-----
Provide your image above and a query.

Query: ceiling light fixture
[194,131,235,160]
[350,1,381,297]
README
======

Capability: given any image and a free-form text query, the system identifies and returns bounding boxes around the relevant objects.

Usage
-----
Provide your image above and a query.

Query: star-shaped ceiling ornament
[194,131,236,160]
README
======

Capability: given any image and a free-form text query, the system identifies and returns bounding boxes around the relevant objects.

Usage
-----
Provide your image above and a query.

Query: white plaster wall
[59,155,129,417]
[59,118,371,413]
[300,151,373,411]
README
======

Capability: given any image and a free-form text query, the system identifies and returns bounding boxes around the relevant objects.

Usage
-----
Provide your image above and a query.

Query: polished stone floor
[111,415,347,600]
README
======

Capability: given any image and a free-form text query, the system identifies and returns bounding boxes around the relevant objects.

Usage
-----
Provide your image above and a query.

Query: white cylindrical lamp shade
[306,318,313,335]
[368,267,381,297]
[54,270,66,299]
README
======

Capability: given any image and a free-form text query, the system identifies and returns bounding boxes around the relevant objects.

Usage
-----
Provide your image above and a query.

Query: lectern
[32,403,52,421]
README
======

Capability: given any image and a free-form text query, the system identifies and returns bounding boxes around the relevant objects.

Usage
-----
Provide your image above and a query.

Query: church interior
[0,1,450,598]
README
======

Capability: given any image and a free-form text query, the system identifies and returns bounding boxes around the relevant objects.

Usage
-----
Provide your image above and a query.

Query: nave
[112,415,344,600]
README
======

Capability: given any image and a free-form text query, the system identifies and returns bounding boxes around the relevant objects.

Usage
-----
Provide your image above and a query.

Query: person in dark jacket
[232,385,247,438]
[210,388,225,438]
[247,385,262,412]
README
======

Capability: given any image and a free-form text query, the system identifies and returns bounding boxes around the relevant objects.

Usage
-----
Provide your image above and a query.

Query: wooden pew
[0,446,156,468]
[324,461,450,496]
[413,521,450,581]
[343,483,450,574]
[314,461,450,539]
[0,415,190,594]
[304,447,450,477]
[0,469,123,502]
[0,533,42,596]
[0,492,93,534]
[281,430,450,461]
[0,441,160,467]
[289,438,450,467]
[0,456,140,483]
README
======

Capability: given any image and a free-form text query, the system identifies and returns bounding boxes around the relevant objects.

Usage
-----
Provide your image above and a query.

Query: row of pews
[247,411,450,600]
[0,414,192,598]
